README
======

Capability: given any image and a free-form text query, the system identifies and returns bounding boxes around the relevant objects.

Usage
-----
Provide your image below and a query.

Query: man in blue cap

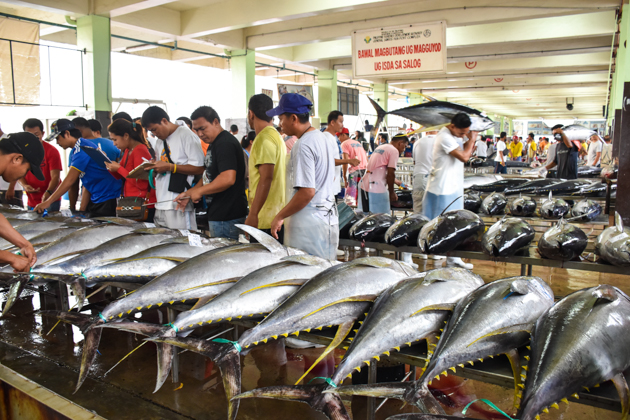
[0,132,44,271]
[34,119,123,216]
[268,93,339,259]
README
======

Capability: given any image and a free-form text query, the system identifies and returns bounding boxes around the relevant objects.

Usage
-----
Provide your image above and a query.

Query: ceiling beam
[0,0,87,15]
[94,0,179,18]
[111,5,180,37]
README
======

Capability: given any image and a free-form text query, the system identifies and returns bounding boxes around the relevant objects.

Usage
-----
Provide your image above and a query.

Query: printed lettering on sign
[352,21,446,78]
[494,78,504,82]
[465,61,477,69]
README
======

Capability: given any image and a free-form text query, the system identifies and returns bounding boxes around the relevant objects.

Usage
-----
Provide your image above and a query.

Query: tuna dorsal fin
[611,372,630,420]
[235,224,285,254]
[548,191,553,201]
[280,255,331,266]
[301,295,377,320]
[616,212,625,233]
[510,279,531,295]
[466,323,533,348]
[191,295,214,310]
[593,285,618,303]
[239,279,310,296]
[409,303,456,317]
[352,257,395,268]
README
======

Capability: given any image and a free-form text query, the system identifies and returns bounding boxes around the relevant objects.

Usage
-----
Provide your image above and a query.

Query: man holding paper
[34,119,123,216]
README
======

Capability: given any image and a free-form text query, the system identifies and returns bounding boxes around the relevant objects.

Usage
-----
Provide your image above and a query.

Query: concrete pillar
[76,15,112,135]
[230,49,255,119]
[408,92,422,106]
[508,118,514,136]
[317,69,337,121]
[373,82,389,126]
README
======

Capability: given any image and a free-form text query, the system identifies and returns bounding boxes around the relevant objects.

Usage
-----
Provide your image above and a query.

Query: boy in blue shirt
[34,119,122,216]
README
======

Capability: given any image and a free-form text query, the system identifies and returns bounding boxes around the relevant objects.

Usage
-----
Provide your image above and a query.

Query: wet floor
[0,249,625,420]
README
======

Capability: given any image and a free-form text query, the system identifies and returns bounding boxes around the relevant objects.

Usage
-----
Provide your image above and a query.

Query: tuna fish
[469,179,529,193]
[463,174,502,190]
[339,211,365,240]
[596,212,630,257]
[350,213,397,242]
[508,196,537,217]
[571,181,607,197]
[538,219,588,261]
[148,256,416,420]
[482,217,535,257]
[386,416,462,420]
[480,192,507,215]
[534,180,593,196]
[539,192,570,219]
[598,214,630,267]
[369,96,494,132]
[559,124,598,142]
[385,214,430,246]
[418,210,485,254]
[503,179,562,196]
[330,277,554,414]
[517,285,630,420]
[0,220,67,249]
[571,199,602,221]
[331,268,483,386]
[463,191,482,213]
[42,226,305,395]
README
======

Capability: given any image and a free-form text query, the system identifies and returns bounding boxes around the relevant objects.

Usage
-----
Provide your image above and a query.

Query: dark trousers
[87,198,117,217]
[494,162,507,174]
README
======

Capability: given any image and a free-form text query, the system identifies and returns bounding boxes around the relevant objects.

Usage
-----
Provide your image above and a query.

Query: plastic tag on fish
[178,229,190,236]
[61,209,72,217]
[144,222,156,228]
[80,218,91,222]
[188,233,202,247]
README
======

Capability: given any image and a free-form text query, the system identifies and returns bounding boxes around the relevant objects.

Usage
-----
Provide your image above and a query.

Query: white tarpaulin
[352,21,446,78]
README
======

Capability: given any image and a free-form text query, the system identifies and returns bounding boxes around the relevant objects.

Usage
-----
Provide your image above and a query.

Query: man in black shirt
[543,124,579,179]
[174,106,247,239]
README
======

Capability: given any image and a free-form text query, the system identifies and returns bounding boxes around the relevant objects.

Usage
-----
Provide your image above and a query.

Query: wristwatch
[46,190,53,195]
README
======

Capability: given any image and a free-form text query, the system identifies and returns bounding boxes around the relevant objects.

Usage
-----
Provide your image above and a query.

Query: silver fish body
[571,199,602,221]
[480,192,507,215]
[418,210,485,254]
[25,227,80,246]
[560,124,598,142]
[0,221,66,249]
[538,219,587,260]
[172,255,338,332]
[331,268,483,385]
[517,285,630,420]
[482,217,535,257]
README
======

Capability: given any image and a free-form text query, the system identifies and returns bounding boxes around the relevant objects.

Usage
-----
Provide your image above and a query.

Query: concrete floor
[0,249,625,420]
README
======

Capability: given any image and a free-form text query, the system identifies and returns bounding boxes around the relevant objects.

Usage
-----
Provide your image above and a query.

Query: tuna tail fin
[39,310,101,392]
[368,96,387,130]
[97,321,174,393]
[328,382,445,415]
[616,211,625,233]
[234,383,351,420]
[147,336,241,420]
[24,273,86,311]
[2,275,29,316]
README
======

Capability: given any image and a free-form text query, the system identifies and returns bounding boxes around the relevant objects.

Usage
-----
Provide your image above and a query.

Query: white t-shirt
[587,140,603,166]
[601,143,613,166]
[154,126,205,211]
[494,141,507,162]
[413,135,436,175]
[426,127,464,196]
[322,132,342,195]
[289,129,336,205]
[475,140,487,157]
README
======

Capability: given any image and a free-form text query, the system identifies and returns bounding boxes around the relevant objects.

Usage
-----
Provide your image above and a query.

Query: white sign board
[352,22,446,78]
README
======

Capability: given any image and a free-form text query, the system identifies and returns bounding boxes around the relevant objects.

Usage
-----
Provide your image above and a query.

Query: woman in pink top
[340,130,368,206]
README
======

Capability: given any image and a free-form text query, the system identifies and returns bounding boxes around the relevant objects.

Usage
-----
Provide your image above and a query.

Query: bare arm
[42,169,61,203]
[34,168,81,213]
[594,151,601,166]
[244,164,274,228]
[270,187,316,239]
[145,160,205,175]
[386,167,397,202]
[79,187,90,212]
[174,169,236,210]
[449,135,477,163]
[0,214,36,270]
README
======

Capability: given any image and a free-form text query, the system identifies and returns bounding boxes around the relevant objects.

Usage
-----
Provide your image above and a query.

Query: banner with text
[352,21,446,78]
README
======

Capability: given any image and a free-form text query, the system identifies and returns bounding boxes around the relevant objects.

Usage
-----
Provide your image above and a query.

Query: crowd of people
[0,98,613,272]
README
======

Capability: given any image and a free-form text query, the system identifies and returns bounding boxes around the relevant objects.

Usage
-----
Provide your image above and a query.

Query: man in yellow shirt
[509,136,523,161]
[244,94,287,241]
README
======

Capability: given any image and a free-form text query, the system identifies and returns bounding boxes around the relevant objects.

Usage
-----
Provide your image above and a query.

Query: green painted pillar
[76,15,112,134]
[317,69,337,121]
[509,118,514,136]
[373,82,389,126]
[230,49,255,119]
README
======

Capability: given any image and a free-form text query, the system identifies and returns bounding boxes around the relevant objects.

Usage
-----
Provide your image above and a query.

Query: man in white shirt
[474,136,488,158]
[322,111,360,199]
[494,136,507,174]
[586,134,603,167]
[412,130,438,213]
[143,106,205,230]
[423,113,477,269]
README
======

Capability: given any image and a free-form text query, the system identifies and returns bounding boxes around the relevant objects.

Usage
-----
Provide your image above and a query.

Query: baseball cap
[266,93,312,117]
[44,118,75,142]
[0,132,45,180]
[336,127,350,136]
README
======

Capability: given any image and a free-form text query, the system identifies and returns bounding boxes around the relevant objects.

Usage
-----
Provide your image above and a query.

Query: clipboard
[127,161,152,180]
[80,146,111,169]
